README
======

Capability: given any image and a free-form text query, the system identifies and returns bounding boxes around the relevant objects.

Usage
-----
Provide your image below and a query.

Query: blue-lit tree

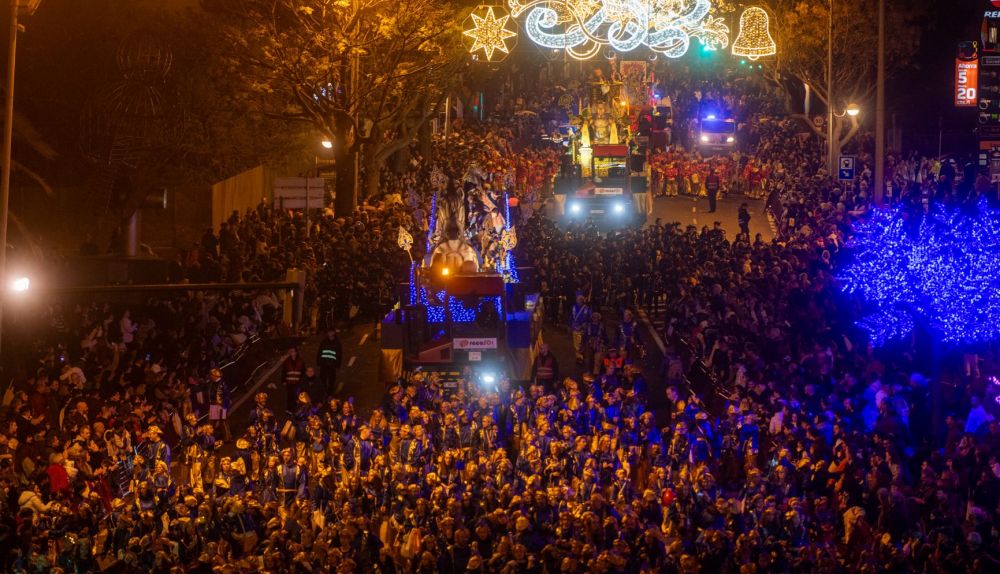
[839,200,1000,347]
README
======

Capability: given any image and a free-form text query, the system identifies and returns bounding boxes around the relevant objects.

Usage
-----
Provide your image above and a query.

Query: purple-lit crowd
[1,99,1000,574]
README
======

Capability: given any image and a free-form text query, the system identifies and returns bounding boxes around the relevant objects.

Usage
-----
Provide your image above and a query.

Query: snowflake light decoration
[464,6,519,62]
[507,0,729,60]
[839,200,1000,347]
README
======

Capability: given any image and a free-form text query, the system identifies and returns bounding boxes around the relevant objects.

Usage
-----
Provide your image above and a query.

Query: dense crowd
[3,81,1000,574]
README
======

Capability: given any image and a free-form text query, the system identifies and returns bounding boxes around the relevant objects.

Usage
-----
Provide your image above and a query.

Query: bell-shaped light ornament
[732,7,776,61]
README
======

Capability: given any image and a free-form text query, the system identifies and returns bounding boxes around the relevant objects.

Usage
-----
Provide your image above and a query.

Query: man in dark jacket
[317,330,343,396]
[705,170,721,213]
[738,203,751,238]
[531,343,559,392]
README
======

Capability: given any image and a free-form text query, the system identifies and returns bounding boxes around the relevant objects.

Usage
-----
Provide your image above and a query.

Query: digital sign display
[957,58,979,107]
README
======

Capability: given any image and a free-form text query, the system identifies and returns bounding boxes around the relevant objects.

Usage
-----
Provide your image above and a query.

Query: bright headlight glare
[10,277,29,292]
[700,135,709,143]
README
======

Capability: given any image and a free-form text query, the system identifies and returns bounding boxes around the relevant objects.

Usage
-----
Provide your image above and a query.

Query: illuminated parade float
[380,167,541,386]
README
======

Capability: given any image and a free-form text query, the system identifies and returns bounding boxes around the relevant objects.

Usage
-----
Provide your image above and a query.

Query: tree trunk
[418,118,433,161]
[362,150,382,201]
[334,143,357,217]
[391,145,410,174]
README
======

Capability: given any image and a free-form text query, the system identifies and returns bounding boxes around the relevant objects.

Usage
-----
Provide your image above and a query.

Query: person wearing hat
[190,423,218,493]
[142,425,170,473]
[569,293,592,365]
[179,413,200,482]
[276,448,307,507]
[248,393,270,428]
[615,308,642,362]
[207,368,231,440]
[582,311,608,375]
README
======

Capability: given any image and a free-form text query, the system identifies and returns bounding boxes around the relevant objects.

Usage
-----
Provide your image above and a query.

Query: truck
[558,143,648,227]
[697,115,737,153]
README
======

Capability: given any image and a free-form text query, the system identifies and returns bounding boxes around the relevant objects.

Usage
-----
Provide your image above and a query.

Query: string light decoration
[500,191,520,283]
[464,5,518,62]
[731,6,775,60]
[427,191,439,247]
[839,199,1000,347]
[507,0,729,60]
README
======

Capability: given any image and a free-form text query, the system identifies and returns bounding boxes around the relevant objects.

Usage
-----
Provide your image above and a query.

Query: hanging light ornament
[507,0,729,60]
[731,6,776,60]
[464,5,519,62]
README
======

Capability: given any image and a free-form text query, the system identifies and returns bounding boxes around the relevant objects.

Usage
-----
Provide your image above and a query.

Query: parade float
[554,67,652,226]
[380,165,541,387]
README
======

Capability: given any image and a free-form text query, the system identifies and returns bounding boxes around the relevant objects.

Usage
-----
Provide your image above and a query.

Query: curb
[229,351,290,414]
[636,308,667,355]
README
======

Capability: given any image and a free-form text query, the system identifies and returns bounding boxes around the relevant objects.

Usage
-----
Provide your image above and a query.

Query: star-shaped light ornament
[464,6,518,62]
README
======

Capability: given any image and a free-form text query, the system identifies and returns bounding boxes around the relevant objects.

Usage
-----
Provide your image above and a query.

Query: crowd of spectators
[2,80,1000,574]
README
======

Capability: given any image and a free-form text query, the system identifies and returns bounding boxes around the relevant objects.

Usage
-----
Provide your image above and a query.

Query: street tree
[763,0,922,155]
[840,200,1000,347]
[203,0,466,215]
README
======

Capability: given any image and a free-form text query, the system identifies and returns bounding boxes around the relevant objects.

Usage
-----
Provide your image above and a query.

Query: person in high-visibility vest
[317,329,343,397]
[531,343,559,392]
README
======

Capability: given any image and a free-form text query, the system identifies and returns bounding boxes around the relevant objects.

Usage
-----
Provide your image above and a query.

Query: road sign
[838,156,856,181]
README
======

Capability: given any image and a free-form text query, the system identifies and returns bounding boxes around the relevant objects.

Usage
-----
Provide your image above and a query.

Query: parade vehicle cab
[697,115,737,152]
[565,144,640,224]
[552,71,651,227]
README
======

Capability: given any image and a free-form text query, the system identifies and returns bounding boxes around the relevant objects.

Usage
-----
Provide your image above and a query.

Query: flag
[397,227,414,251]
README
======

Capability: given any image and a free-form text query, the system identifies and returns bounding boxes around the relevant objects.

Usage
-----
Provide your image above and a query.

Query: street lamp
[9,276,29,293]
[828,103,861,173]
[1,0,43,367]
[831,103,861,120]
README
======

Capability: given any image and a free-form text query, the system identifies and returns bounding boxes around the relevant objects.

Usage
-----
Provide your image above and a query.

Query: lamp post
[827,0,834,175]
[874,0,886,204]
[1,0,41,367]
[829,104,861,174]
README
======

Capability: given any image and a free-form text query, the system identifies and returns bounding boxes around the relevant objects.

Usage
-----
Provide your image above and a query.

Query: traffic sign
[838,155,856,181]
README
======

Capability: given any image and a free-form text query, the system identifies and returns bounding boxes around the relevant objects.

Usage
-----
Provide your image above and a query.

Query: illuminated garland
[427,191,438,248]
[507,0,729,60]
[409,262,417,306]
[840,200,1000,346]
[499,191,521,283]
[417,285,503,324]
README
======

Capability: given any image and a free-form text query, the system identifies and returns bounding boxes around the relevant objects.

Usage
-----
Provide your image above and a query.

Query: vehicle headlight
[613,202,625,214]
[481,373,496,385]
[727,136,735,143]
[700,135,709,143]
[570,202,582,214]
